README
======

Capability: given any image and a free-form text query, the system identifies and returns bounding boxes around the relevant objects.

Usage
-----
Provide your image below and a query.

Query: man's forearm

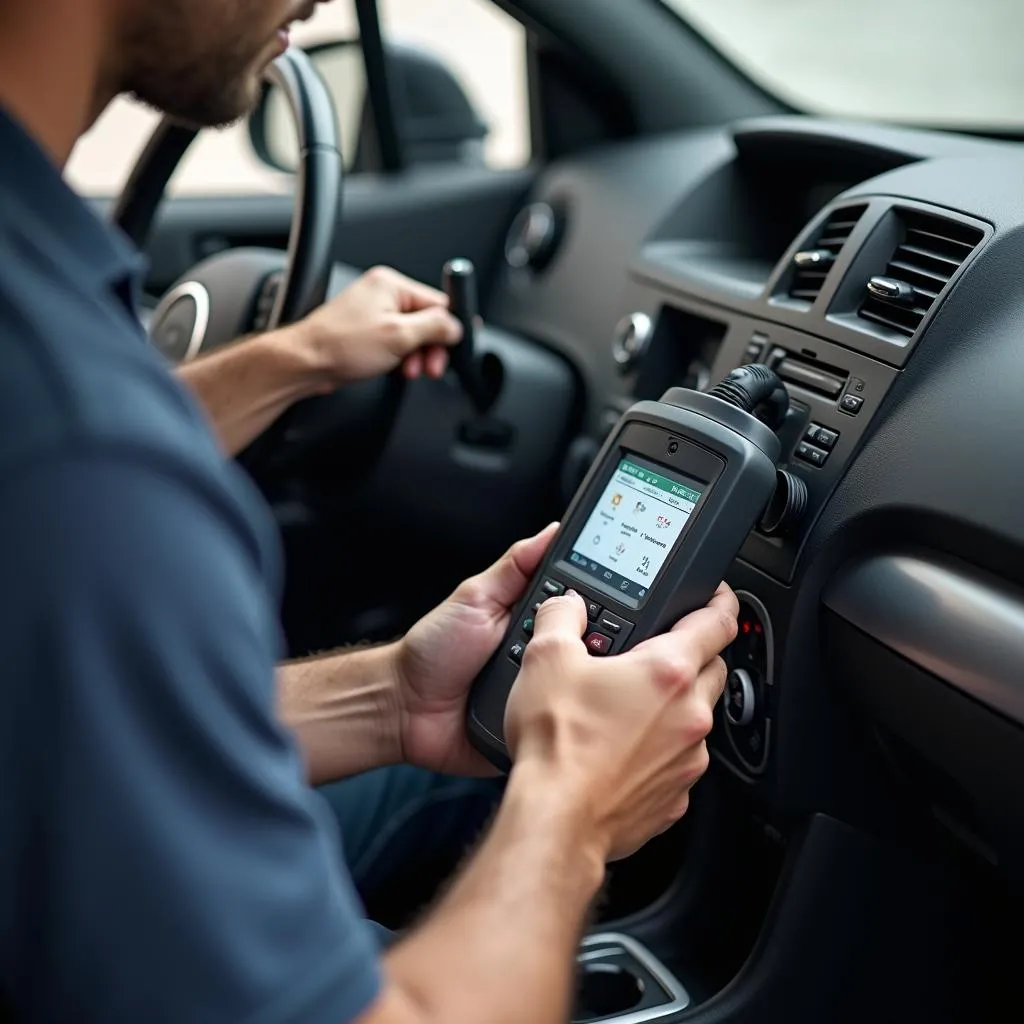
[278,644,404,784]
[374,763,606,1024]
[177,326,332,456]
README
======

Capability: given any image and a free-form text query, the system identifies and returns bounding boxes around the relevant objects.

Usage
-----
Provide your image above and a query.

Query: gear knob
[443,257,501,413]
[443,257,479,387]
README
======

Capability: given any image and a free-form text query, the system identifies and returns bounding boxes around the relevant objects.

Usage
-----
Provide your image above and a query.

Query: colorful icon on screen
[656,515,671,529]
[633,501,647,514]
[611,493,622,508]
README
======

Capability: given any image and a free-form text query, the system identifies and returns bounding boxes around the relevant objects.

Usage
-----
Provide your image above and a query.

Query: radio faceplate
[618,296,899,584]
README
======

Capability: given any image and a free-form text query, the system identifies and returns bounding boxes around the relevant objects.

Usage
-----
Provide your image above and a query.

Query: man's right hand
[359,584,737,1024]
[505,584,737,861]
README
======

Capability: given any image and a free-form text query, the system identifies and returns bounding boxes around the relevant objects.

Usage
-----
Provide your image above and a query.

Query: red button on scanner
[584,632,613,656]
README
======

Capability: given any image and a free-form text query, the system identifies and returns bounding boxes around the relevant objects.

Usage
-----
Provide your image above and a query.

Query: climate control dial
[725,668,756,727]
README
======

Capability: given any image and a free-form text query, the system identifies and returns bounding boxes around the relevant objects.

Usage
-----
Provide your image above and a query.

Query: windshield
[663,0,1024,132]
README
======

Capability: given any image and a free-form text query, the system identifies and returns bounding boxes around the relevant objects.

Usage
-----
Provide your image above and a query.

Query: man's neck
[0,2,114,168]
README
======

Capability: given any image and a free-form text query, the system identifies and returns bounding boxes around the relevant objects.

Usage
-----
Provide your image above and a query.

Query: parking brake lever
[443,258,502,415]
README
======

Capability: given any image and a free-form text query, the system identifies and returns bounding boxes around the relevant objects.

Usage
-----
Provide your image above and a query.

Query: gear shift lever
[443,258,501,413]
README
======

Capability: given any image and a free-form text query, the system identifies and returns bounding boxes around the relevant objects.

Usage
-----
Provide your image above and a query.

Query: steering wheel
[113,47,402,479]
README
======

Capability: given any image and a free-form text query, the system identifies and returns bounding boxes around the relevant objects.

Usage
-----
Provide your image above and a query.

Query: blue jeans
[317,766,503,944]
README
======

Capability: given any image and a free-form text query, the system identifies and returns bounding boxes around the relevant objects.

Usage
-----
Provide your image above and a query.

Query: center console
[574,935,690,1023]
[599,185,989,785]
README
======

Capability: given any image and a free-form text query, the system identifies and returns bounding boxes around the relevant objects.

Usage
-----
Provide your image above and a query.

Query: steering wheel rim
[113,47,388,477]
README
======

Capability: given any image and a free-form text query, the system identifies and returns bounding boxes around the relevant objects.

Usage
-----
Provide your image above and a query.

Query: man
[0,3,737,1024]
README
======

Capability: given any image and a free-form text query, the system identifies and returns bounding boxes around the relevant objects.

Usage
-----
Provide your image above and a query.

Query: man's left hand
[392,523,559,776]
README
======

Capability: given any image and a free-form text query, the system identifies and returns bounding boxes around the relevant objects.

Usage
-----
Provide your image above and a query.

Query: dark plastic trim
[111,121,197,249]
[354,0,405,172]
[823,553,1024,727]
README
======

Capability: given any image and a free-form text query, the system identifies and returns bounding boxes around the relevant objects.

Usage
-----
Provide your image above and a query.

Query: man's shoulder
[0,219,219,473]
[0,219,276,572]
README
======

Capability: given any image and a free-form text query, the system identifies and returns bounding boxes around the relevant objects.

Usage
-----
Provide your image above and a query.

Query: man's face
[118,0,322,128]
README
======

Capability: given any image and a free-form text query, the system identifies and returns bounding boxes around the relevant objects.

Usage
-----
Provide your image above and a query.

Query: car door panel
[138,164,536,296]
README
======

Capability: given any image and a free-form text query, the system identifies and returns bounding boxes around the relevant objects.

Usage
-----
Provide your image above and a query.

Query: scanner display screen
[566,455,705,602]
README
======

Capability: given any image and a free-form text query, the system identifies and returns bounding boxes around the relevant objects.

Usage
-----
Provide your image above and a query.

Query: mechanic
[0,2,737,1023]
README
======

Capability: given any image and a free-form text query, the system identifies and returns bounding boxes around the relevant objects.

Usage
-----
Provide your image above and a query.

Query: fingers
[638,604,737,680]
[402,351,424,379]
[531,589,587,647]
[424,346,449,379]
[706,581,740,620]
[397,277,451,313]
[464,523,559,611]
[365,265,450,313]
[402,347,452,380]
[699,655,729,706]
[393,307,463,354]
[631,586,738,684]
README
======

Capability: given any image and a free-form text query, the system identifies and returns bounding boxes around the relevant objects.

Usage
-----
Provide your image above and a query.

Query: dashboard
[486,115,1024,877]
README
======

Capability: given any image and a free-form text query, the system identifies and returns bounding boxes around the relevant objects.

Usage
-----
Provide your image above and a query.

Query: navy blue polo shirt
[0,108,380,1022]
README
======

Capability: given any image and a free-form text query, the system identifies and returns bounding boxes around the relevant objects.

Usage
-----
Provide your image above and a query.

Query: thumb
[467,523,559,611]
[392,307,462,353]
[532,589,587,645]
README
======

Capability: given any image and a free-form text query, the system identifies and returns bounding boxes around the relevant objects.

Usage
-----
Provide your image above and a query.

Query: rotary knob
[611,312,653,372]
[725,668,756,728]
[505,202,559,271]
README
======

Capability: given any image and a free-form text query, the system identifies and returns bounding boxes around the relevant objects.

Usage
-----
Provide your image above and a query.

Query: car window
[663,0,1024,131]
[65,0,529,198]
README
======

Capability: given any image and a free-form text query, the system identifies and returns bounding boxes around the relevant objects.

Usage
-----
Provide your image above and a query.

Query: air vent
[858,210,984,337]
[788,204,867,302]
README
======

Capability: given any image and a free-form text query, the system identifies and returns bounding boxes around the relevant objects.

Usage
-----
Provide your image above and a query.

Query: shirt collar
[0,104,147,307]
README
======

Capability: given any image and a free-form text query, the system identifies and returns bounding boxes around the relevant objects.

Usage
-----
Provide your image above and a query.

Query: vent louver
[788,205,867,302]
[858,210,984,337]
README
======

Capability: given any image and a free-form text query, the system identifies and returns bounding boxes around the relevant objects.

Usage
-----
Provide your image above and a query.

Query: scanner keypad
[507,577,635,665]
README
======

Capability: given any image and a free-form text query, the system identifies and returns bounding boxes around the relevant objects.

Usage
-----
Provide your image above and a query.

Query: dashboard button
[586,600,602,621]
[735,716,769,768]
[522,616,534,636]
[839,394,863,415]
[542,579,565,596]
[814,426,839,450]
[745,335,767,362]
[795,441,827,467]
[584,632,613,656]
[804,423,839,450]
[600,617,622,635]
[508,641,527,665]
